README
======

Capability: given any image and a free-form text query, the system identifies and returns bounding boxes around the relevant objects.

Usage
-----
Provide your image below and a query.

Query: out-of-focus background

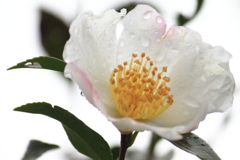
[1,0,240,159]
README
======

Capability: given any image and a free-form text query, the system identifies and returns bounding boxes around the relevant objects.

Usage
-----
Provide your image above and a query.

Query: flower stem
[119,134,129,160]
[119,132,138,160]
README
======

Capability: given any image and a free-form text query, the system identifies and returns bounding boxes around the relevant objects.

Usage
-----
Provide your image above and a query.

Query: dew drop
[156,16,163,23]
[117,54,122,59]
[24,62,42,68]
[130,32,135,38]
[166,41,171,45]
[156,38,160,42]
[141,37,150,47]
[155,31,159,34]
[119,40,125,47]
[130,19,134,25]
[74,28,78,33]
[199,56,204,61]
[80,91,84,97]
[143,11,152,19]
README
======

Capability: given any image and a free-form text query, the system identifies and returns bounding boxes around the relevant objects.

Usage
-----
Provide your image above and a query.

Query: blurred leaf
[146,132,162,160]
[7,56,66,72]
[170,132,220,160]
[22,140,59,160]
[177,0,204,25]
[111,146,120,160]
[14,102,113,160]
[40,9,69,60]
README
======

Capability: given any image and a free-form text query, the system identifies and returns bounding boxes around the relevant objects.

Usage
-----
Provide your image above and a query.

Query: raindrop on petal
[141,37,150,47]
[143,11,152,19]
[130,32,135,38]
[120,40,125,47]
[81,91,84,97]
[156,16,163,23]
[117,54,122,59]
[74,28,78,33]
[166,41,171,46]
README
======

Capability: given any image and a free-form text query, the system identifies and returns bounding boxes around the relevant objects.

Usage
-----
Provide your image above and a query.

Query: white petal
[109,117,184,140]
[63,9,126,109]
[148,26,235,132]
[116,4,166,64]
[92,93,184,140]
[64,65,184,140]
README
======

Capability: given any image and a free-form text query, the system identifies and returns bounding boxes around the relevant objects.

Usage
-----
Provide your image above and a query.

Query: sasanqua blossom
[63,5,235,140]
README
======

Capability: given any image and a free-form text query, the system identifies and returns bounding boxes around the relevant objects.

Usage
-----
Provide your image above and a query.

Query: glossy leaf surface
[170,132,220,160]
[7,56,66,72]
[14,102,112,160]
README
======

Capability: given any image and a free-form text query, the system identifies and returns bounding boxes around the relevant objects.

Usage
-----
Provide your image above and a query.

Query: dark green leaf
[7,56,66,72]
[111,146,120,160]
[14,102,112,160]
[177,0,204,25]
[40,9,69,60]
[170,132,220,160]
[21,140,59,160]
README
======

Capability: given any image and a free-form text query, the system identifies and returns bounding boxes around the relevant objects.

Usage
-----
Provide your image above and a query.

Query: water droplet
[141,37,150,47]
[156,38,160,42]
[130,19,134,25]
[80,91,84,97]
[156,16,163,23]
[155,31,159,34]
[93,79,99,83]
[117,54,122,59]
[143,11,152,19]
[199,56,204,61]
[24,62,42,68]
[74,28,78,33]
[166,41,171,45]
[130,32,135,38]
[120,40,125,47]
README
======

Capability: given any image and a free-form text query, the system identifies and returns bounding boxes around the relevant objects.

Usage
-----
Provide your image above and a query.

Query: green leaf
[177,0,204,25]
[21,140,59,160]
[7,56,66,72]
[170,132,220,160]
[111,146,120,160]
[40,9,69,60]
[14,102,112,160]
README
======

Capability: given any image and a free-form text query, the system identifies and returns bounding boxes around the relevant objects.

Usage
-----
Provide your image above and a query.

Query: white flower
[63,5,235,140]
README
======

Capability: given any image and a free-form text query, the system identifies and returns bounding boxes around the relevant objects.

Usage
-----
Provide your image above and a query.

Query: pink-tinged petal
[148,26,235,133]
[64,62,104,111]
[63,8,126,112]
[116,5,166,64]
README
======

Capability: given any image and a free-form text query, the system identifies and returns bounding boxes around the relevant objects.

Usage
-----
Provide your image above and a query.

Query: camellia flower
[63,5,235,140]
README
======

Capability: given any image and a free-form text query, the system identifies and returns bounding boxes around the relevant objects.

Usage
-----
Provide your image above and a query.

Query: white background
[1,0,240,159]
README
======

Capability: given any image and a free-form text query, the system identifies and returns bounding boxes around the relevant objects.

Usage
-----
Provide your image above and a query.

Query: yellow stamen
[110,53,173,119]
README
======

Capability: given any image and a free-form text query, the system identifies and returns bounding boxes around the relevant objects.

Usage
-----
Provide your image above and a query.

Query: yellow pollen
[110,53,174,120]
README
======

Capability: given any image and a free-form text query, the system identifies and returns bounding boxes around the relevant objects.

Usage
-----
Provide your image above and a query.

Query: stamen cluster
[110,53,173,119]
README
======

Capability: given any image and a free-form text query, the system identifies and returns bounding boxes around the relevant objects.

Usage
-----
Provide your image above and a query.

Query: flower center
[110,53,173,120]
